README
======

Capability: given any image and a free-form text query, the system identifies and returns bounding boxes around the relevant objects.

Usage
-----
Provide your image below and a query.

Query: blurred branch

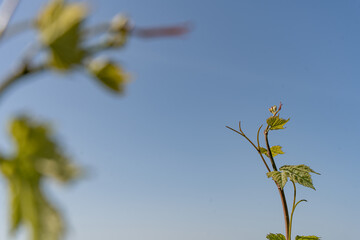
[86,21,190,54]
[0,0,20,39]
[84,21,190,38]
[5,19,190,42]
[0,63,45,102]
[0,14,190,100]
[133,22,190,38]
[0,43,45,102]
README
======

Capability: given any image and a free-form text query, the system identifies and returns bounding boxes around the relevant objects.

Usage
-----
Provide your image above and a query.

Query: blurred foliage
[36,0,130,93]
[36,0,87,70]
[88,58,130,93]
[0,0,187,239]
[0,116,81,240]
[1,0,129,239]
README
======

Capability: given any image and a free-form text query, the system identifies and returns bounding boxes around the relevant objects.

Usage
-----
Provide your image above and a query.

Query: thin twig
[133,22,190,38]
[256,125,271,172]
[226,124,271,172]
[289,181,297,240]
[289,181,307,240]
[226,125,258,151]
[84,21,190,38]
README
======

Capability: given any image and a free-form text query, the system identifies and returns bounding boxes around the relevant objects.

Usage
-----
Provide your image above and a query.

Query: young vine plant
[226,103,320,240]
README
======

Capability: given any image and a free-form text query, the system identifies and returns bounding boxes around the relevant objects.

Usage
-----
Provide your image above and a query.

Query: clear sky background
[0,0,359,239]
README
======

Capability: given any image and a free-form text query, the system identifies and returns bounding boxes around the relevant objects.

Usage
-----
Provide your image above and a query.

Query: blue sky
[0,0,359,239]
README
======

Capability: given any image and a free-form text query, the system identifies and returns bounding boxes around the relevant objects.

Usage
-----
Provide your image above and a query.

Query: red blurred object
[133,22,190,38]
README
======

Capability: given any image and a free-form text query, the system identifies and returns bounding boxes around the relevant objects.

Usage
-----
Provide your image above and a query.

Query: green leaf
[279,165,320,190]
[295,236,321,240]
[267,171,288,189]
[266,233,286,240]
[267,165,319,190]
[260,145,284,158]
[88,58,130,93]
[270,145,284,156]
[36,0,87,70]
[260,147,267,154]
[267,116,290,130]
[0,116,81,240]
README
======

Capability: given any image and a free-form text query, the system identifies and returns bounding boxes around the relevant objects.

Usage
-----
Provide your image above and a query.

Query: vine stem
[264,127,290,240]
[289,181,307,240]
[289,181,297,240]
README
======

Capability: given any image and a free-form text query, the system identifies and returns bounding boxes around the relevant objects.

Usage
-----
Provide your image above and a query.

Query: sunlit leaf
[0,116,81,240]
[267,164,320,190]
[267,116,290,130]
[267,171,288,189]
[266,233,286,240]
[36,0,87,70]
[260,145,284,158]
[295,236,321,240]
[280,165,320,190]
[88,58,130,93]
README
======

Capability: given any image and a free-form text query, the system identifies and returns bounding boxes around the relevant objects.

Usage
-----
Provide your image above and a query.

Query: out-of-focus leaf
[36,0,87,70]
[266,233,286,240]
[260,145,284,158]
[0,116,81,240]
[87,58,130,93]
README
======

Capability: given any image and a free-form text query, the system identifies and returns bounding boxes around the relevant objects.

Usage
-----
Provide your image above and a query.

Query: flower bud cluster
[269,105,277,114]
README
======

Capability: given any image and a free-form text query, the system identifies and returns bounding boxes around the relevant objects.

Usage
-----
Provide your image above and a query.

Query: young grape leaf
[266,233,286,240]
[267,171,288,189]
[267,165,320,190]
[260,145,284,158]
[280,165,320,190]
[267,116,290,130]
[87,58,130,93]
[295,236,321,240]
[0,116,81,240]
[36,0,87,70]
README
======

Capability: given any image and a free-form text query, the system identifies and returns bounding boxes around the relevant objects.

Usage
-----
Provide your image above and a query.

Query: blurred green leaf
[267,116,290,130]
[36,0,87,70]
[266,233,286,240]
[260,145,284,158]
[88,58,130,93]
[0,116,81,240]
